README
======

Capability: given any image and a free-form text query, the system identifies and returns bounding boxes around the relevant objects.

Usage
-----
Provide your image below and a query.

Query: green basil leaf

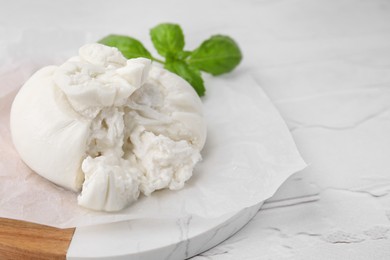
[165,60,205,97]
[150,23,185,57]
[99,34,152,59]
[177,50,192,60]
[187,35,242,76]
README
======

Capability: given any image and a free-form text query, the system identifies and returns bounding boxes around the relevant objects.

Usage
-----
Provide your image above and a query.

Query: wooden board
[0,218,75,260]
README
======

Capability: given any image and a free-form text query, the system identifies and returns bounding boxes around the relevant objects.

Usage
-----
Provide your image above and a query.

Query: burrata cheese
[10,43,206,211]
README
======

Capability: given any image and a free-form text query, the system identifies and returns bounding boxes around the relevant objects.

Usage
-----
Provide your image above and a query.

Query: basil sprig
[99,23,242,97]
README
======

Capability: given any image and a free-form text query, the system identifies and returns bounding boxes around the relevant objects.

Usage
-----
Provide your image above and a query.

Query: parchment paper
[0,45,306,228]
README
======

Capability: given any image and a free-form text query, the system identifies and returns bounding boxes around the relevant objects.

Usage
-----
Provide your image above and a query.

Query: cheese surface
[10,43,206,211]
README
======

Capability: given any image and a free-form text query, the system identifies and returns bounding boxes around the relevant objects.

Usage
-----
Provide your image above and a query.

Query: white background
[1,0,390,259]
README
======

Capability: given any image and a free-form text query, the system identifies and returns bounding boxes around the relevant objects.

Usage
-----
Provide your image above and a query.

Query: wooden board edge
[0,218,75,260]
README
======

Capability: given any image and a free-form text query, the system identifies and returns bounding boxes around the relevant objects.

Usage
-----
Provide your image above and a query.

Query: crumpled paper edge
[0,60,306,229]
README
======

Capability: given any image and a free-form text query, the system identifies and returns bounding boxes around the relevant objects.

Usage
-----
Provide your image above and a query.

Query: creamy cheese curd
[10,43,206,211]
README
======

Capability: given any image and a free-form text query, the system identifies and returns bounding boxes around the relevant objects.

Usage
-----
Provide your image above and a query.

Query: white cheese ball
[10,43,206,211]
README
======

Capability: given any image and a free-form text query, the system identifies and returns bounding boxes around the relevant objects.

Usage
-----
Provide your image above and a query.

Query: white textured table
[1,0,390,259]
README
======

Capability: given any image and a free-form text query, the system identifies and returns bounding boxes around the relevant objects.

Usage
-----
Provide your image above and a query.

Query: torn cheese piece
[10,43,207,211]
